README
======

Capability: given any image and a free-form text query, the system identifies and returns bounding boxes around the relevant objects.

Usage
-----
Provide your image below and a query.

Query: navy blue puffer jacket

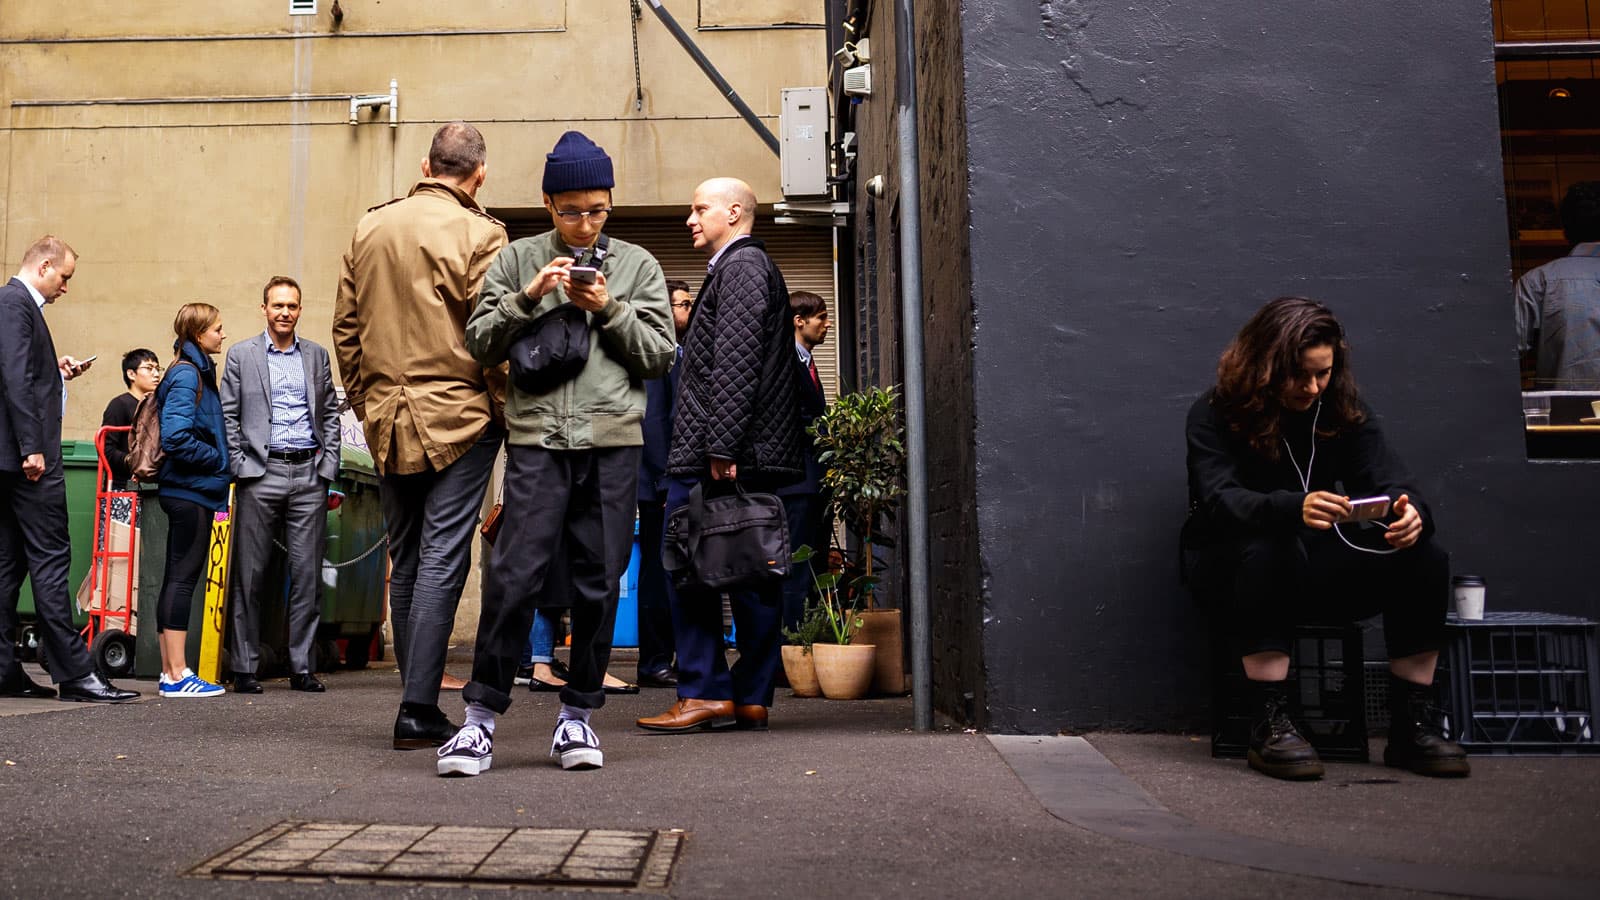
[156,341,231,511]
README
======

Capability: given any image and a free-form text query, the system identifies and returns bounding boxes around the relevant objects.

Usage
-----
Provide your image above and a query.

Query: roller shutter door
[499,213,839,400]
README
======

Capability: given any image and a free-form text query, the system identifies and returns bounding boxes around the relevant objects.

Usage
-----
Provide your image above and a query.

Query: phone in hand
[1337,495,1392,523]
[567,266,599,285]
[81,355,98,365]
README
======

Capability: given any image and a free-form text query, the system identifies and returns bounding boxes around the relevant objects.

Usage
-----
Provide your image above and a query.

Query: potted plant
[803,546,875,700]
[811,385,907,694]
[779,552,826,698]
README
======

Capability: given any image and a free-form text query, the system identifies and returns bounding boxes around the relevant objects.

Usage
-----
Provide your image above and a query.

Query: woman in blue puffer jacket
[154,302,231,698]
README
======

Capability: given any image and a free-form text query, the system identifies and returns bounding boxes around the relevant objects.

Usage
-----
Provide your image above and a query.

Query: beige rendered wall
[1,1,825,646]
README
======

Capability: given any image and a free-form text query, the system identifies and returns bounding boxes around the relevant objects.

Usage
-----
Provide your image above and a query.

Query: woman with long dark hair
[1184,297,1467,781]
[153,303,231,698]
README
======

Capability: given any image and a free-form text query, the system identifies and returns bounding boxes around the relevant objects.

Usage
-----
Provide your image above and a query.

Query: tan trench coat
[332,179,508,475]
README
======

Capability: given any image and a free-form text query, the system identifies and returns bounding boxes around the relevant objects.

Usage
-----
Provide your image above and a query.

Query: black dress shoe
[636,667,679,689]
[56,672,139,704]
[394,702,458,750]
[290,672,326,693]
[232,672,264,694]
[0,669,57,699]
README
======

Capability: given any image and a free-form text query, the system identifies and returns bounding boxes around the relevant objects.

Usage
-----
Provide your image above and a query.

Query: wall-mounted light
[1549,87,1573,100]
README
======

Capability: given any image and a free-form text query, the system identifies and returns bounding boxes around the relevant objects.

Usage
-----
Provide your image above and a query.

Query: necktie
[808,357,821,391]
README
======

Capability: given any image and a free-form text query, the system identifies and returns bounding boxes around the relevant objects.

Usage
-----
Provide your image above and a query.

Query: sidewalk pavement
[2,655,1596,898]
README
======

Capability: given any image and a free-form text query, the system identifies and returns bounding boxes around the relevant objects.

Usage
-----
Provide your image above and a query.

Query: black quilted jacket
[666,238,804,480]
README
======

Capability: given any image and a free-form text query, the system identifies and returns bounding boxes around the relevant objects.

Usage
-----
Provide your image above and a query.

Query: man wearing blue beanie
[439,132,676,776]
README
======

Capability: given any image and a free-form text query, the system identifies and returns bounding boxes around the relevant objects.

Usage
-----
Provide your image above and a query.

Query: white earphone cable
[1281,400,1398,556]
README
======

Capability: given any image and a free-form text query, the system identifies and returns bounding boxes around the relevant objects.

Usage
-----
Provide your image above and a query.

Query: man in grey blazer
[220,275,341,693]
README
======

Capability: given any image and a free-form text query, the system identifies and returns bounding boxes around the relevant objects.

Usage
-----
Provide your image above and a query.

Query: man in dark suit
[776,290,831,633]
[220,276,342,694]
[637,178,804,734]
[0,236,139,702]
[634,278,694,688]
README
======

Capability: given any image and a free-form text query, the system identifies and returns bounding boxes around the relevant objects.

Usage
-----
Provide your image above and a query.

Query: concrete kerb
[990,735,1593,900]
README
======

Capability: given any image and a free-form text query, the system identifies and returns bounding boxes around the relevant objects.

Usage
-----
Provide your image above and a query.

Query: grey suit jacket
[220,332,341,483]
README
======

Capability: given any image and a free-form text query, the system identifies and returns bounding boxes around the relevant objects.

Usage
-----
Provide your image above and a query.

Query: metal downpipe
[895,0,933,732]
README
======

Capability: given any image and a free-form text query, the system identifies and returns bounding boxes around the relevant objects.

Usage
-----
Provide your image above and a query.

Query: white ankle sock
[559,704,591,724]
[465,702,496,735]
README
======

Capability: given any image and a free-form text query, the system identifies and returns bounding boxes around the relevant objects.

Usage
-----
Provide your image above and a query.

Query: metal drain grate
[188,821,683,892]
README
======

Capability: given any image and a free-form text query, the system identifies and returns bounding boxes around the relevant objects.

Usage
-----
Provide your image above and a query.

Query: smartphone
[568,266,599,285]
[1338,495,1392,523]
[80,355,98,365]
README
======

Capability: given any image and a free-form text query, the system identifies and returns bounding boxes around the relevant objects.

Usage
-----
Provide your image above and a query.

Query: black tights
[156,496,211,632]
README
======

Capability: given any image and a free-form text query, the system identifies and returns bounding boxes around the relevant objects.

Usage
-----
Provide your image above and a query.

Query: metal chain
[274,533,389,569]
[631,0,644,112]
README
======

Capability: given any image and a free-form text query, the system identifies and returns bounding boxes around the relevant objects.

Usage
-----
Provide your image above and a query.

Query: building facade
[843,0,1600,731]
[1,0,830,640]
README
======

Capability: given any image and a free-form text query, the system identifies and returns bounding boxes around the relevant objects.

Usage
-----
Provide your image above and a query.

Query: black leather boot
[1246,680,1325,780]
[393,702,459,750]
[1383,676,1470,777]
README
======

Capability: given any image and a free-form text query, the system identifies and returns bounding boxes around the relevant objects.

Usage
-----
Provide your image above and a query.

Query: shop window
[1495,0,1600,458]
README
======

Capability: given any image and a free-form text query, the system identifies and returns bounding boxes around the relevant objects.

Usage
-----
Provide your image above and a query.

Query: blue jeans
[519,608,560,666]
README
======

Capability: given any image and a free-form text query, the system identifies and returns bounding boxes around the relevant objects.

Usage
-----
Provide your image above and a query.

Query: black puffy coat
[666,238,803,480]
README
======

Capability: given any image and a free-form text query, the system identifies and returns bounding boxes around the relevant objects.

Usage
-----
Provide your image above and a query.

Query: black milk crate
[1364,661,1393,734]
[1437,612,1600,755]
[1212,623,1370,762]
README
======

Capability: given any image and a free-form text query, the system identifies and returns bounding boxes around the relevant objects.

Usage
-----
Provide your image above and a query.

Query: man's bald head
[698,177,757,214]
[687,177,758,255]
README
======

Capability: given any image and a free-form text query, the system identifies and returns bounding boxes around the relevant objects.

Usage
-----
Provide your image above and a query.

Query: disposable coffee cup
[1452,575,1485,620]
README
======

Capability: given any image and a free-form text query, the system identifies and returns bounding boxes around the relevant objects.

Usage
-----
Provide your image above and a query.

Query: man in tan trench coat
[333,121,507,750]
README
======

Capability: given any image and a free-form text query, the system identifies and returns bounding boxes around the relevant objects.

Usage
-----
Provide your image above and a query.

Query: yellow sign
[196,492,233,684]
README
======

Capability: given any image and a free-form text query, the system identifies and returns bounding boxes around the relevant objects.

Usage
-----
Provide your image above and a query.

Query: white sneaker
[550,717,603,770]
[436,724,493,777]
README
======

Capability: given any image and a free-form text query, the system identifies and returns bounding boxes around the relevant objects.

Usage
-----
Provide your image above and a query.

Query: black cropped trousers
[1192,530,1450,660]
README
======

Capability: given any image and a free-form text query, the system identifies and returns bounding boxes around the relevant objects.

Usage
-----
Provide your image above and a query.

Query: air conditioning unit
[843,65,872,98]
[781,87,829,199]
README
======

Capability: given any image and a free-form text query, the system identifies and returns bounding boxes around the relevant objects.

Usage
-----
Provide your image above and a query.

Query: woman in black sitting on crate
[1183,297,1469,781]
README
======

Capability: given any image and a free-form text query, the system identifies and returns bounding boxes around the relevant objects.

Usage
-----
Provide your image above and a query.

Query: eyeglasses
[138,364,164,374]
[671,301,694,310]
[554,208,612,223]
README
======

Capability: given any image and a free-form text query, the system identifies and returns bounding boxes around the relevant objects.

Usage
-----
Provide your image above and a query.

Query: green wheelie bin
[16,440,98,666]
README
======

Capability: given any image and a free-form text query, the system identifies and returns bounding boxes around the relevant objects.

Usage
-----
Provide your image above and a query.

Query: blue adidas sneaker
[159,670,224,698]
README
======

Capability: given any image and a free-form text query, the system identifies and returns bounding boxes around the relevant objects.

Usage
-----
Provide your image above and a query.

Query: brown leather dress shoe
[636,698,735,733]
[734,704,768,731]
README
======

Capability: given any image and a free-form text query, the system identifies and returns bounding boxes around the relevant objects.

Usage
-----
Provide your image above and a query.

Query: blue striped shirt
[265,333,317,450]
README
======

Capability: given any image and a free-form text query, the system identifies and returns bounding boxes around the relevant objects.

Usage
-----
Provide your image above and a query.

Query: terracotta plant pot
[853,609,905,695]
[811,642,876,700]
[781,645,821,698]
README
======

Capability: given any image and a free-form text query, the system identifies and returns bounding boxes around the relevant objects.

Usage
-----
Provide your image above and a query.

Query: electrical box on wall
[781,87,829,199]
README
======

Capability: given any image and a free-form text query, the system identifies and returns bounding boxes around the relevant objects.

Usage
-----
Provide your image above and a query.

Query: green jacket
[467,231,676,449]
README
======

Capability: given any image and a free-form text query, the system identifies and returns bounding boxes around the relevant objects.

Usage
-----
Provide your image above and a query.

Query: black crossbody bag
[662,481,790,591]
[508,234,610,395]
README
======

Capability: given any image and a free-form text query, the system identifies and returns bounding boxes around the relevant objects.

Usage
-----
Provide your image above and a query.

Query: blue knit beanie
[542,131,615,195]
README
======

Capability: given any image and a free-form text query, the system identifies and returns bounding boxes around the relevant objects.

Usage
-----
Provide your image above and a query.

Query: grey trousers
[228,458,327,675]
[0,464,93,682]
[381,428,501,708]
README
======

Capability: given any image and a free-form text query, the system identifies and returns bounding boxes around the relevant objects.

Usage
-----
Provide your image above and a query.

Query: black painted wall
[948,1,1600,732]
